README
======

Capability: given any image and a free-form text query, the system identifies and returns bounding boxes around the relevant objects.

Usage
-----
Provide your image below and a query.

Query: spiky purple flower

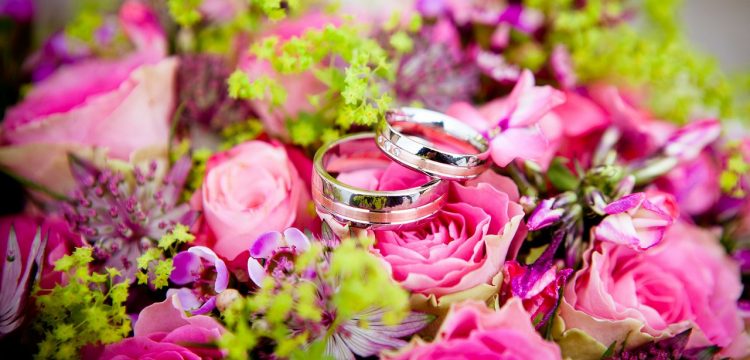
[177,54,254,130]
[63,156,196,279]
[392,23,480,111]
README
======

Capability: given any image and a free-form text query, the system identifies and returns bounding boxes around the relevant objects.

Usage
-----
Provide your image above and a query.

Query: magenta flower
[527,198,566,231]
[246,228,311,286]
[500,260,572,329]
[594,191,678,250]
[447,70,565,167]
[663,118,721,162]
[168,246,229,315]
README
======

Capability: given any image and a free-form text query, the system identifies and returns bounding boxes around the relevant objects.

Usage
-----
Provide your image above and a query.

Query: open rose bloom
[1,0,750,359]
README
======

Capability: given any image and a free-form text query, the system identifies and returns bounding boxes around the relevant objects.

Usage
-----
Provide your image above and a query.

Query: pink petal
[489,127,549,167]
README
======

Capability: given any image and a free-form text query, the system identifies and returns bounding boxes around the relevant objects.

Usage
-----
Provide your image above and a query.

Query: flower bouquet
[1,0,749,359]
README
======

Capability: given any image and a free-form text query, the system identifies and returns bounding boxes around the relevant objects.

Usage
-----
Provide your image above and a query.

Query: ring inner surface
[315,134,445,213]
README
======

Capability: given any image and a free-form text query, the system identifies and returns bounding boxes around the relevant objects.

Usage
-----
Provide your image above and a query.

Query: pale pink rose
[447,69,565,168]
[239,13,336,138]
[192,141,313,261]
[94,297,225,360]
[373,167,525,298]
[562,221,750,357]
[0,1,174,195]
[593,191,678,250]
[384,298,562,360]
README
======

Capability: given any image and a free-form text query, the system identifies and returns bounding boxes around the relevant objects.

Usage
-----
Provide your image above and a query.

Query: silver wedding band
[376,107,490,180]
[312,133,448,229]
[313,108,489,228]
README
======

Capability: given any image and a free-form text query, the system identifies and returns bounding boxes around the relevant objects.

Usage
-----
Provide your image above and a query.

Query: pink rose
[239,13,336,138]
[447,70,565,168]
[95,297,225,360]
[192,141,313,261]
[561,221,750,357]
[0,0,175,195]
[373,167,525,299]
[384,298,562,359]
[593,191,678,250]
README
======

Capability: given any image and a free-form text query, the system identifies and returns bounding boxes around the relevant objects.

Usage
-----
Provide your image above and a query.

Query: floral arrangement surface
[1,0,750,359]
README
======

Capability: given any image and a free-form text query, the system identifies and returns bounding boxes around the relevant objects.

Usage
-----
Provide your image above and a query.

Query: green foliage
[228,20,395,147]
[525,0,739,124]
[220,118,265,149]
[168,0,204,27]
[720,142,749,197]
[34,248,130,359]
[135,224,195,289]
[220,237,411,359]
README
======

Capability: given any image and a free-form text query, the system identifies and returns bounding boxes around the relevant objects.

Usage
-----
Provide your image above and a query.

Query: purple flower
[0,221,45,337]
[176,54,254,130]
[246,228,311,286]
[607,329,691,360]
[24,33,91,82]
[594,191,678,250]
[63,156,196,279]
[168,246,229,315]
[527,198,566,231]
[392,20,480,111]
[0,0,33,21]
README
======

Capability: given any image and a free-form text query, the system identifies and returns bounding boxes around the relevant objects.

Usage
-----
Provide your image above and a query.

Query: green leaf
[547,157,580,191]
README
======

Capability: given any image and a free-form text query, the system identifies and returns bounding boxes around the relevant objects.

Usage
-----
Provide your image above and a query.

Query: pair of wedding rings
[312,108,490,229]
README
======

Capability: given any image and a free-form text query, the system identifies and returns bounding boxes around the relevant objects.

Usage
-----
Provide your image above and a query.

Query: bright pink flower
[373,167,525,298]
[239,14,336,138]
[95,297,225,360]
[192,141,313,262]
[663,119,721,162]
[384,298,562,360]
[447,70,565,168]
[500,261,572,328]
[593,191,678,250]
[562,221,750,357]
[0,1,174,195]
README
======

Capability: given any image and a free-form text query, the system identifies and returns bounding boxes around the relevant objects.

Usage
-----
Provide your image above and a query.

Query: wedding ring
[376,107,490,180]
[312,133,448,229]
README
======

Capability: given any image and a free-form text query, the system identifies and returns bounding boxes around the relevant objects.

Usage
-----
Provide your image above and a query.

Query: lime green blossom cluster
[720,143,749,197]
[34,248,130,359]
[135,224,196,288]
[228,20,395,147]
[525,0,737,124]
[220,237,411,359]
[168,0,204,27]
